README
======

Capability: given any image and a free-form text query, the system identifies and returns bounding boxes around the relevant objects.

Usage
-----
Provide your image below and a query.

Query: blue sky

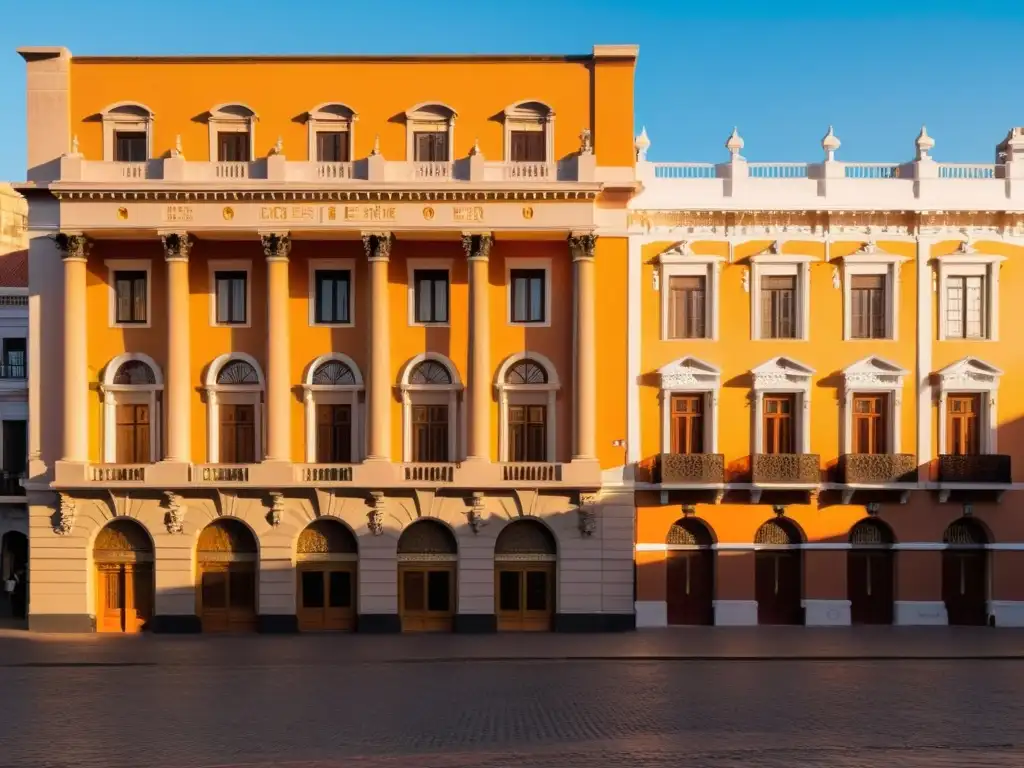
[1,0,1019,178]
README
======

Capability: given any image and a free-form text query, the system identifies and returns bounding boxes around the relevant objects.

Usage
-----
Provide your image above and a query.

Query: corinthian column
[464,233,492,462]
[569,233,597,460]
[161,232,192,463]
[55,233,90,463]
[363,232,393,461]
[262,232,291,462]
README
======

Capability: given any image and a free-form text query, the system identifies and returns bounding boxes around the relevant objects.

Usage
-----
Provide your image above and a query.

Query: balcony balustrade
[500,462,562,483]
[0,364,25,379]
[403,463,455,483]
[295,464,354,483]
[654,453,725,485]
[839,453,917,484]
[752,453,821,486]
[192,464,250,484]
[937,454,1011,484]
[89,465,147,483]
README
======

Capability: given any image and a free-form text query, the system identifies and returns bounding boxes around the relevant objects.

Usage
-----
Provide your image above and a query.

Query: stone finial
[469,137,482,156]
[822,125,840,160]
[271,136,283,155]
[70,135,80,156]
[579,128,593,155]
[726,127,744,157]
[171,134,183,158]
[370,134,381,156]
[916,125,935,160]
[634,126,650,161]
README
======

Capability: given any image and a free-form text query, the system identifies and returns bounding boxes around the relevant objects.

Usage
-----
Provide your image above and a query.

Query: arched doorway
[1,531,28,620]
[943,518,988,626]
[296,519,357,632]
[397,520,456,632]
[93,520,154,633]
[847,518,895,625]
[197,518,258,632]
[665,517,714,626]
[754,517,803,625]
[494,519,556,631]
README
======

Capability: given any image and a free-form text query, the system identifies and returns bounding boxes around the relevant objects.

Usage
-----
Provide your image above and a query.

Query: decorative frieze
[752,453,821,485]
[466,491,488,534]
[577,493,598,537]
[367,492,386,535]
[656,453,725,485]
[163,492,186,534]
[267,492,285,527]
[839,453,917,484]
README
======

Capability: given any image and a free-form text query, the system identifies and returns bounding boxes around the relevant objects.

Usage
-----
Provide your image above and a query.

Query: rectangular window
[413,269,449,324]
[668,275,707,339]
[314,270,351,324]
[852,393,887,454]
[414,132,448,162]
[220,404,256,464]
[508,405,546,462]
[316,131,350,162]
[510,269,546,323]
[947,394,981,456]
[851,274,887,339]
[1,419,27,475]
[214,271,248,325]
[114,270,148,325]
[114,131,147,162]
[946,275,986,339]
[218,132,250,162]
[1,338,26,379]
[761,275,796,339]
[670,394,704,454]
[412,404,449,462]
[316,404,352,463]
[115,403,151,464]
[510,131,546,162]
[762,394,795,454]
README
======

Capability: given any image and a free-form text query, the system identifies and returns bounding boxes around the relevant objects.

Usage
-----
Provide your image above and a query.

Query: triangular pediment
[843,356,909,377]
[659,356,720,390]
[936,357,1003,390]
[751,356,814,390]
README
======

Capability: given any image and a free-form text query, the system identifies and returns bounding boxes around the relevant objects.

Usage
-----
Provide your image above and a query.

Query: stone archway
[754,517,803,625]
[665,517,715,626]
[397,520,457,632]
[943,517,989,626]
[494,519,556,631]
[196,518,258,632]
[296,519,358,632]
[94,519,154,633]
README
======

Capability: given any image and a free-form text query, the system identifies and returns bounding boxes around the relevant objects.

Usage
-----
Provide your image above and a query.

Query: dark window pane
[218,132,250,162]
[414,269,449,323]
[315,269,351,324]
[499,570,521,611]
[301,571,325,608]
[201,571,227,609]
[525,571,548,611]
[2,338,26,379]
[114,271,147,324]
[115,132,147,162]
[403,570,425,611]
[328,571,353,608]
[510,269,546,323]
[215,271,247,325]
[511,130,546,162]
[316,131,349,162]
[426,570,451,612]
[414,132,448,162]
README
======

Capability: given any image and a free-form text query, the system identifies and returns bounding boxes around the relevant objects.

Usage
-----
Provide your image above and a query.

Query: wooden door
[763,395,795,454]
[220,405,256,464]
[943,550,988,626]
[495,563,554,631]
[755,551,802,625]
[115,404,150,464]
[946,395,981,455]
[666,550,714,625]
[97,564,126,633]
[199,563,256,632]
[97,563,152,633]
[847,550,894,624]
[399,565,454,632]
[297,565,356,631]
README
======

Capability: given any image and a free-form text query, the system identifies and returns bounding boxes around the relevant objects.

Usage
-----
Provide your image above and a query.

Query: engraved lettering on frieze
[163,205,195,223]
[345,205,397,222]
[453,206,485,223]
[259,205,316,223]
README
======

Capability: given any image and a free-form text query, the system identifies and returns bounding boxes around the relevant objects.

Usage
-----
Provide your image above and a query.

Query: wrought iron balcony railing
[937,454,1011,484]
[752,453,821,485]
[839,453,917,484]
[655,453,726,484]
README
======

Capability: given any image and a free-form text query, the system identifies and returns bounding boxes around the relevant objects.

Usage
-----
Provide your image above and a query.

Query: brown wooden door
[98,564,126,632]
[495,563,554,631]
[847,550,894,624]
[199,563,257,632]
[763,395,795,454]
[943,550,988,626]
[97,563,152,633]
[316,404,352,463]
[411,405,449,462]
[755,551,802,625]
[220,404,256,464]
[508,405,546,462]
[399,565,454,632]
[946,395,981,455]
[852,394,887,454]
[297,565,356,631]
[666,550,714,625]
[115,404,151,464]
[510,131,545,162]
[670,395,704,454]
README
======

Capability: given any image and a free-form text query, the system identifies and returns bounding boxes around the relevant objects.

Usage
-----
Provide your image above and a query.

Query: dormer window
[405,103,456,163]
[100,102,153,162]
[306,103,357,163]
[503,101,555,165]
[207,103,257,162]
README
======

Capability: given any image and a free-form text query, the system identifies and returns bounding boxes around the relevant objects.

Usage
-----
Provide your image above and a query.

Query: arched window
[666,517,714,547]
[100,102,154,163]
[100,354,164,464]
[302,354,365,463]
[306,103,358,166]
[495,519,556,559]
[850,518,895,547]
[399,354,463,463]
[207,103,258,163]
[943,517,988,547]
[405,102,457,173]
[502,100,555,174]
[754,517,802,546]
[398,519,458,557]
[494,353,560,462]
[204,353,264,464]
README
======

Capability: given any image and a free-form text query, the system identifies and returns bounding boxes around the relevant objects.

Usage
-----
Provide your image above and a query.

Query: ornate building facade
[17,45,637,632]
[630,126,1024,627]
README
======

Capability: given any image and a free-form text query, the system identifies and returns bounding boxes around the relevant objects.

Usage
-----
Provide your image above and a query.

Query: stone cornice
[48,187,602,203]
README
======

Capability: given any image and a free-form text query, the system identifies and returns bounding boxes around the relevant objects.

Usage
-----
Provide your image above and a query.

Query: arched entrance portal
[197,518,258,632]
[397,520,456,632]
[665,518,714,625]
[943,518,988,626]
[296,519,358,631]
[94,520,154,633]
[754,518,803,625]
[494,519,556,631]
[1,531,27,619]
[847,518,895,625]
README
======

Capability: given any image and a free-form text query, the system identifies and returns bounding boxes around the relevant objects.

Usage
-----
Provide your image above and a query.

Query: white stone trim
[749,248,817,341]
[203,352,265,464]
[406,258,453,327]
[657,356,721,454]
[713,599,758,626]
[657,243,724,341]
[916,238,934,471]
[505,256,552,327]
[208,259,252,328]
[494,351,560,462]
[988,600,1024,627]
[100,101,154,162]
[935,246,1006,341]
[301,353,365,464]
[841,356,909,454]
[802,599,851,626]
[105,258,152,329]
[838,244,910,341]
[501,100,554,162]
[307,258,355,327]
[635,600,668,628]
[405,102,457,161]
[894,600,948,626]
[100,353,164,464]
[207,103,257,161]
[398,352,463,462]
[751,356,814,454]
[627,237,641,466]
[934,357,1003,454]
[305,102,357,162]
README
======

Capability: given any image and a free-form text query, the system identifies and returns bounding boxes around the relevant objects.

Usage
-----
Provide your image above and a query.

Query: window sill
[409,321,451,328]
[310,321,355,329]
[211,321,251,329]
[660,336,715,342]
[509,320,552,329]
[111,321,152,330]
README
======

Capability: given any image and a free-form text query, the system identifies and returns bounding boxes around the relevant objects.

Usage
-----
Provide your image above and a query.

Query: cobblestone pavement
[2,630,1024,767]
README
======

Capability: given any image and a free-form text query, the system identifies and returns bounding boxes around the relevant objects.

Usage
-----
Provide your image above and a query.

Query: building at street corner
[630,125,1024,628]
[17,45,638,633]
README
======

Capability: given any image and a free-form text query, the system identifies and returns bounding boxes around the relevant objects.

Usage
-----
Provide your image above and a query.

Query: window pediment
[657,241,726,264]
[307,102,358,122]
[934,356,1003,392]
[749,241,819,264]
[503,100,554,122]
[842,356,908,390]
[209,103,258,122]
[839,240,910,264]
[659,356,720,390]
[101,101,154,121]
[405,102,457,122]
[751,356,814,390]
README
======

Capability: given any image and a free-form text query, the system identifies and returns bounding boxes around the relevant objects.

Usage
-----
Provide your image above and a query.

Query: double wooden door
[943,550,988,626]
[198,562,257,632]
[297,564,356,631]
[399,564,454,632]
[97,563,152,633]
[755,551,803,625]
[666,550,714,625]
[495,563,554,631]
[847,550,894,624]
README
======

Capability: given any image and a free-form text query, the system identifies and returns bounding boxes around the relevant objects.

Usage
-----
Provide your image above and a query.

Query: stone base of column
[802,599,851,626]
[713,600,758,626]
[894,600,948,625]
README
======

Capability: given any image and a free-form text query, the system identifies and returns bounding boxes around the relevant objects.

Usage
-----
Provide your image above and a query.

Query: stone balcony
[937,454,1012,484]
[751,453,821,486]
[838,453,918,484]
[654,453,725,485]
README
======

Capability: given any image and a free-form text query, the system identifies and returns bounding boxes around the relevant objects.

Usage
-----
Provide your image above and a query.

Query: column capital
[260,231,291,261]
[362,231,393,262]
[160,231,192,262]
[568,232,597,261]
[462,232,493,261]
[53,232,90,261]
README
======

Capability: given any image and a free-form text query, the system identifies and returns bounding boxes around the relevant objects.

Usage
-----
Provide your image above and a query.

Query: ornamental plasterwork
[367,492,386,535]
[751,357,815,390]
[466,492,488,534]
[267,492,285,527]
[934,357,1003,392]
[54,189,600,203]
[577,493,599,537]
[164,491,186,534]
[54,494,75,535]
[842,356,909,393]
[659,356,721,391]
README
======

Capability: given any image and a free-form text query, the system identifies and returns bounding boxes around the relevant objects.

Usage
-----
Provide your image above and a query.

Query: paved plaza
[2,629,1024,767]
